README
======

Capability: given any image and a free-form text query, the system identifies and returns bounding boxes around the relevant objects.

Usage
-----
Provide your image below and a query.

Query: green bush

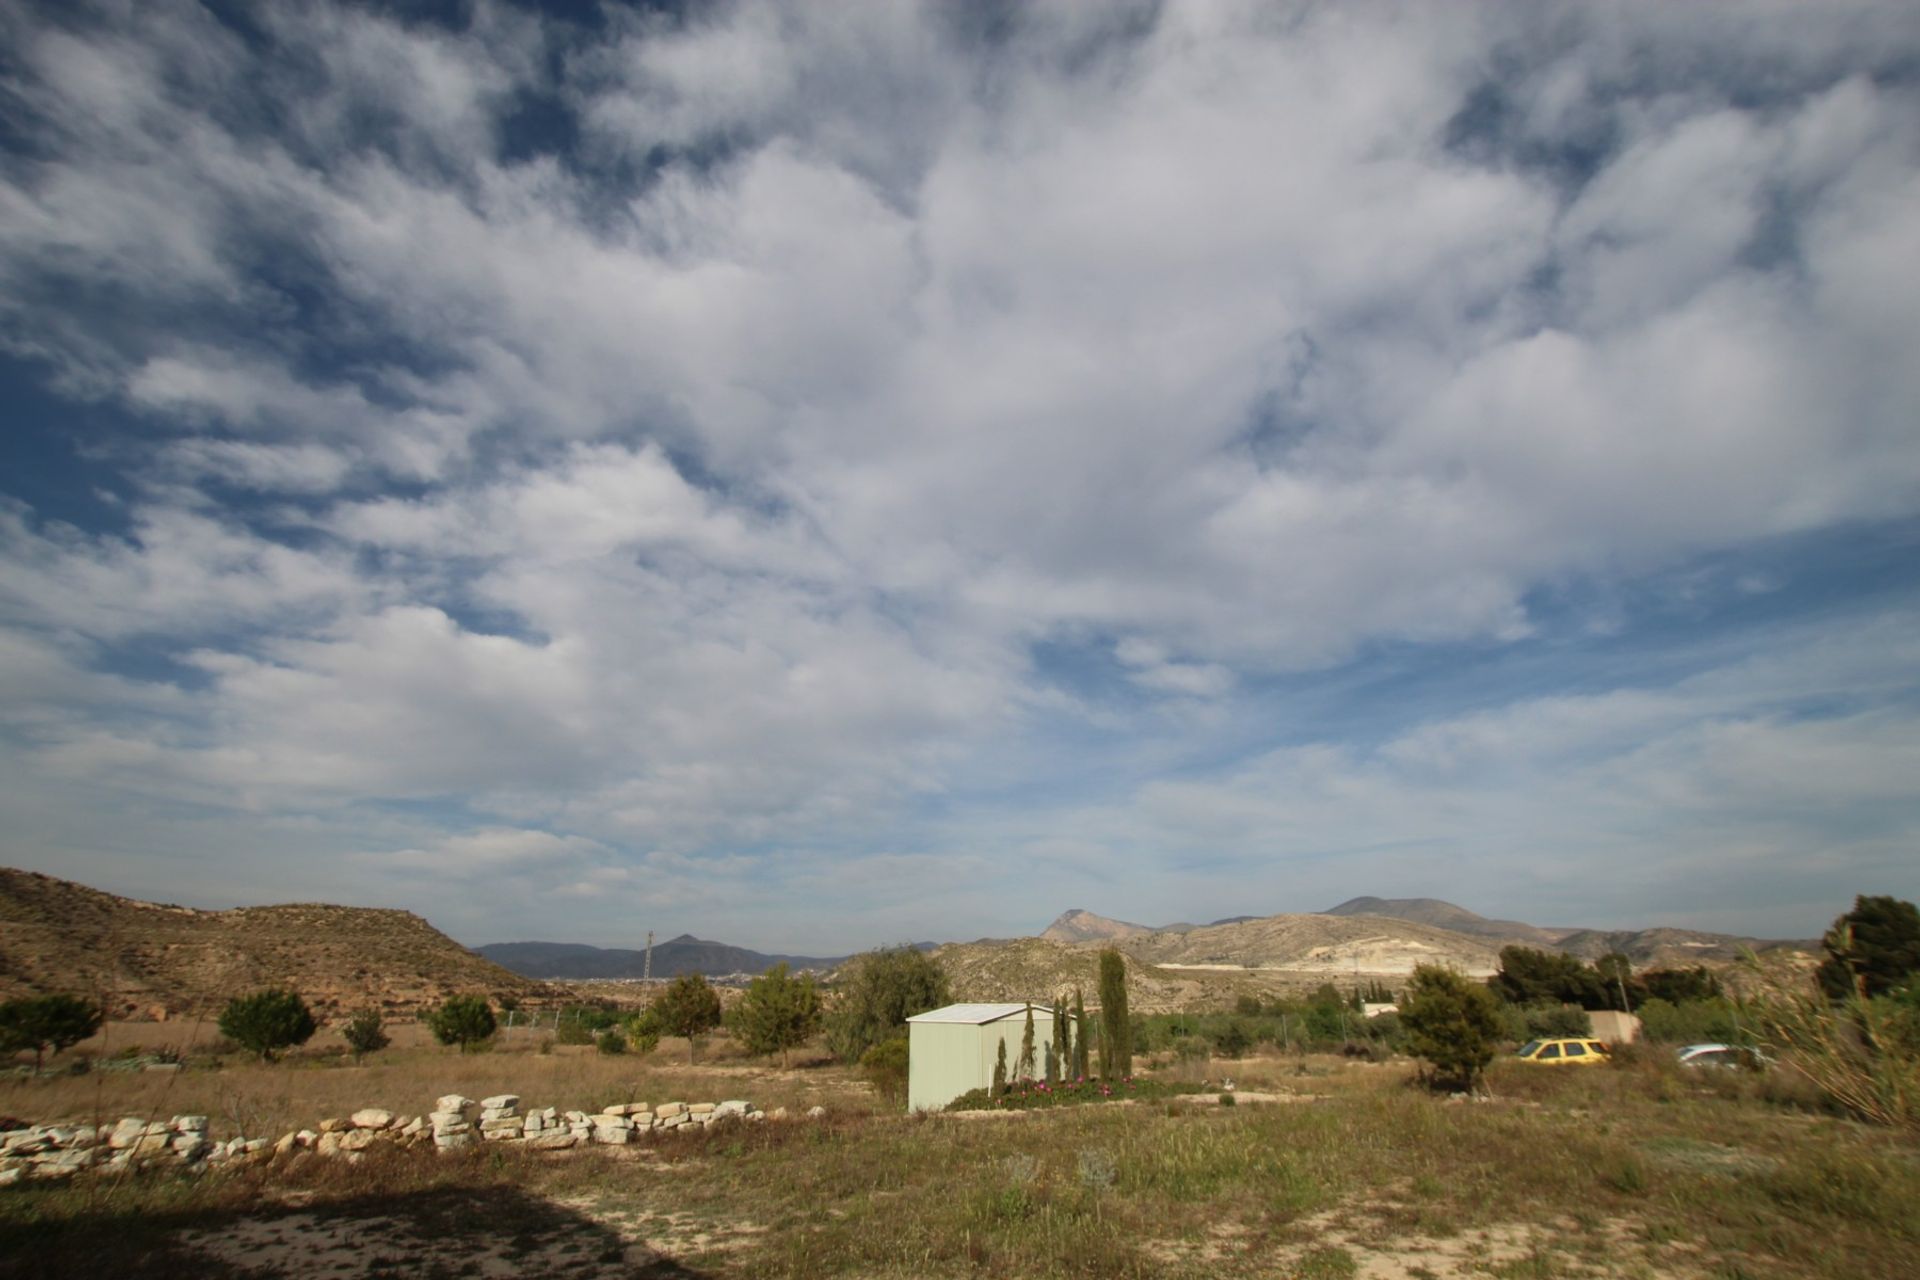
[218,989,317,1062]
[1210,1018,1252,1059]
[623,1010,662,1055]
[427,994,497,1053]
[1637,997,1743,1045]
[596,1027,628,1055]
[861,1034,910,1104]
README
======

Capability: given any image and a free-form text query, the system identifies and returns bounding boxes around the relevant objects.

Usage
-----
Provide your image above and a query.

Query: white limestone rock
[351,1109,394,1130]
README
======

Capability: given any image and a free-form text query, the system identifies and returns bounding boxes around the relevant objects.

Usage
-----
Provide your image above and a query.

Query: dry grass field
[3,1036,1916,1279]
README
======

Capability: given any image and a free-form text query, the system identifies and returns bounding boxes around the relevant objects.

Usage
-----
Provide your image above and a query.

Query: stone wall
[0,1094,812,1186]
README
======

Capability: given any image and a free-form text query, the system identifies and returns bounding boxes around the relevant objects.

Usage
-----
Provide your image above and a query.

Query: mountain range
[474,936,851,980]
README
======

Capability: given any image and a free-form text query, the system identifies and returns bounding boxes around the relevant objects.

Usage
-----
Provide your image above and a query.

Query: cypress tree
[1098,949,1132,1080]
[1050,994,1067,1083]
[1072,987,1089,1080]
[993,1038,1008,1096]
[1017,1003,1036,1080]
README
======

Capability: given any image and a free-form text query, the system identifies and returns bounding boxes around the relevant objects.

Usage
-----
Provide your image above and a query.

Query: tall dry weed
[1740,952,1920,1131]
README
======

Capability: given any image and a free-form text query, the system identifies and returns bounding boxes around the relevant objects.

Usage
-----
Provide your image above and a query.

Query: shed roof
[907,1002,1051,1025]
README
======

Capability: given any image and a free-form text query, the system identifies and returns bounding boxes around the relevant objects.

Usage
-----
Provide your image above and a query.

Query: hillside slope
[0,867,552,1019]
[1321,896,1566,947]
[1112,912,1503,976]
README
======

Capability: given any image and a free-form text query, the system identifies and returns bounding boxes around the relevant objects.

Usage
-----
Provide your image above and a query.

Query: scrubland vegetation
[1,906,1915,1277]
[4,1035,1917,1279]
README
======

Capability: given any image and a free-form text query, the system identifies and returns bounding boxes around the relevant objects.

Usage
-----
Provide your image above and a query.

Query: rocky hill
[1321,896,1568,947]
[930,937,1273,1013]
[1318,896,1808,967]
[1551,925,1808,968]
[1110,913,1503,976]
[1039,909,1175,943]
[0,867,553,1020]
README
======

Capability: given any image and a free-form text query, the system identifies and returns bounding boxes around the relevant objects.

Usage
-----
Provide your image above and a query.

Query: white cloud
[0,1,1917,942]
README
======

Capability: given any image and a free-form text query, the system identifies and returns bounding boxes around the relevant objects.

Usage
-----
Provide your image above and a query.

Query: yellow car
[1514,1038,1611,1066]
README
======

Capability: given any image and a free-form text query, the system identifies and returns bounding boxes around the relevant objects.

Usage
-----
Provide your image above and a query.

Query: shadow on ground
[0,1182,718,1279]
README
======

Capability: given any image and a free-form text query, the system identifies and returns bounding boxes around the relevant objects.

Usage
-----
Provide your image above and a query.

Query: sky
[2,0,1918,954]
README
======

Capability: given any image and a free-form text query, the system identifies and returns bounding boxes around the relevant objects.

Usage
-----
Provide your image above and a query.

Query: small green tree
[733,963,823,1067]
[993,1038,1008,1096]
[825,946,951,1063]
[652,973,723,1063]
[597,1027,628,1054]
[1097,950,1132,1080]
[341,1008,390,1063]
[218,989,316,1062]
[1401,964,1504,1091]
[624,1009,663,1055]
[427,994,497,1053]
[1818,895,1920,1000]
[0,994,104,1071]
[1072,987,1089,1080]
[1016,1003,1036,1080]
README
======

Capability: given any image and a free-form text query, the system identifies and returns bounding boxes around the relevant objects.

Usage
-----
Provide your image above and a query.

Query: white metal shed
[905,1002,1055,1112]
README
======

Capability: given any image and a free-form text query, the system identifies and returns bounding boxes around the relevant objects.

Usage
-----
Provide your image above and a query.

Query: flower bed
[946,1076,1204,1112]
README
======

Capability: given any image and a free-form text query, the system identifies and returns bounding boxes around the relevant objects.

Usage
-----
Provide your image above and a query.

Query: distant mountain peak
[1039,909,1159,943]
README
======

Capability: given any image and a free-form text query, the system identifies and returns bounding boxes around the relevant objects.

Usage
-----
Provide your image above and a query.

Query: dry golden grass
[1,1027,872,1141]
[5,1045,1917,1279]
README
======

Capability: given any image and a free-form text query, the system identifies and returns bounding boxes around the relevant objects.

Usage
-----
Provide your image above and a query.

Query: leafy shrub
[596,1027,628,1055]
[218,989,316,1062]
[1637,997,1742,1045]
[861,1034,910,1103]
[1210,1018,1252,1059]
[341,1009,390,1063]
[427,994,497,1053]
[623,1010,662,1055]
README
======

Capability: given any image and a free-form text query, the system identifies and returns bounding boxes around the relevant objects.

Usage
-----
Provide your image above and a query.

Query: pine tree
[1017,1003,1036,1080]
